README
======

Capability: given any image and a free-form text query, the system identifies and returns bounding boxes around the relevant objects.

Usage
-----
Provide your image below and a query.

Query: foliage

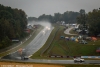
[88,9,100,36]
[77,9,85,24]
[0,4,27,49]
[38,14,53,22]
[27,17,38,21]
[28,11,79,23]
[77,9,100,36]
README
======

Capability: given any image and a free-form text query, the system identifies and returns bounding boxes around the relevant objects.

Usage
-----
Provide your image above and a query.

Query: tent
[92,37,97,41]
[70,36,75,41]
[65,37,70,40]
[75,39,78,42]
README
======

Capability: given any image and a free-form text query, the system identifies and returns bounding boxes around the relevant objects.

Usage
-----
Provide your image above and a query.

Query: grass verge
[31,24,100,59]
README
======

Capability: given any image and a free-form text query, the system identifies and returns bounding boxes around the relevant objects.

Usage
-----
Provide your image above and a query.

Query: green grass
[50,37,99,56]
[49,43,67,55]
[31,24,100,59]
[43,25,100,56]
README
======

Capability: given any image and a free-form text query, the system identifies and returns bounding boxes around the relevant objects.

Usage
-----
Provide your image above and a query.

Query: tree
[27,17,38,21]
[1,36,11,48]
[54,13,62,22]
[77,9,86,24]
[77,9,89,35]
[87,9,100,36]
[62,11,79,23]
[0,4,28,49]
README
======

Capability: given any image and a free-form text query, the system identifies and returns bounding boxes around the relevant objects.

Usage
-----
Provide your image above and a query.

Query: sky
[0,0,100,18]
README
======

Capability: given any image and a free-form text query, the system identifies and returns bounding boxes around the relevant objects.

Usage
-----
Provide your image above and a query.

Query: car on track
[21,56,29,60]
[23,56,29,60]
[74,58,84,62]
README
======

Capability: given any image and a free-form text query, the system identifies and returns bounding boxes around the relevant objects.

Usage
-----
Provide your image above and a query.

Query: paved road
[2,26,54,60]
[1,59,100,64]
[1,26,100,64]
[64,27,77,35]
[26,59,100,64]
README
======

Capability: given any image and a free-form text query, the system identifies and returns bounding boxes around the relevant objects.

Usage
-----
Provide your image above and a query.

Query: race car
[74,58,84,62]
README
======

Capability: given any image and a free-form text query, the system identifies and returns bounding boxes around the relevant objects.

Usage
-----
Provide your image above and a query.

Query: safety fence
[49,55,100,58]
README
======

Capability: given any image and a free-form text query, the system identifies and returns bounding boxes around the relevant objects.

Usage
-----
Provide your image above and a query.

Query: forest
[28,8,100,36]
[0,4,27,49]
[77,9,100,36]
[28,11,80,23]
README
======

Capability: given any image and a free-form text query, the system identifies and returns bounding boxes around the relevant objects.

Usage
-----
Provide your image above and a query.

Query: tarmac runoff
[64,27,77,35]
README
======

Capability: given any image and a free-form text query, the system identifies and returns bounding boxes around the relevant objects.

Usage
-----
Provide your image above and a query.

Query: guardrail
[48,55,100,58]
[81,56,100,58]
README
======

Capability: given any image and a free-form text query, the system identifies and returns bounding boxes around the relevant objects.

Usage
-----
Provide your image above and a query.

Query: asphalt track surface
[64,27,77,35]
[2,26,54,60]
[1,27,100,64]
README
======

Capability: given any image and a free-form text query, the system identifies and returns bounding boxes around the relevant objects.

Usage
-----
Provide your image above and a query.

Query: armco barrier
[49,56,81,58]
[81,56,100,58]
[49,56,100,58]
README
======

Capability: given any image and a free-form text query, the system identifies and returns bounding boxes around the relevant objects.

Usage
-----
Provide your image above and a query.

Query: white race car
[74,58,84,62]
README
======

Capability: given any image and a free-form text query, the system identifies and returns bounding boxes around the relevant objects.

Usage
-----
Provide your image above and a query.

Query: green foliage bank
[77,9,100,36]
[0,4,27,49]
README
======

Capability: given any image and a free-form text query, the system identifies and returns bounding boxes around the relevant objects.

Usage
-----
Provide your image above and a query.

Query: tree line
[28,11,80,23]
[0,4,27,49]
[77,9,100,36]
[28,8,100,36]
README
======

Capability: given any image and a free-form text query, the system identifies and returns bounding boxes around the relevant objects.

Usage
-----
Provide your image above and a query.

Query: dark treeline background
[77,9,100,36]
[28,8,100,36]
[28,11,80,23]
[0,4,27,49]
